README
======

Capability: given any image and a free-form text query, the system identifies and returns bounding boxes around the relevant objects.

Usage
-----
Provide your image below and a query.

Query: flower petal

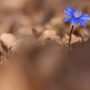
[66,7,75,13]
[64,10,72,16]
[79,19,86,27]
[64,17,72,22]
[64,7,75,16]
[71,18,78,25]
[80,14,90,21]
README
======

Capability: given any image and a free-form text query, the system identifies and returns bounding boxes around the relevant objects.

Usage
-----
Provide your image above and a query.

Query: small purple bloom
[64,7,90,27]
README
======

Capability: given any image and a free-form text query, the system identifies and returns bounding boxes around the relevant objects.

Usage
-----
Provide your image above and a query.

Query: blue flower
[64,7,90,27]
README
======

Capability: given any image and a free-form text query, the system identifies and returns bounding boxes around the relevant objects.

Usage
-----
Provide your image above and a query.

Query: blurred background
[0,0,90,42]
[0,0,90,90]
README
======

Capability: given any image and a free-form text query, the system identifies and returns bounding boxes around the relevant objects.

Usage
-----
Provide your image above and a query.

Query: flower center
[73,11,81,18]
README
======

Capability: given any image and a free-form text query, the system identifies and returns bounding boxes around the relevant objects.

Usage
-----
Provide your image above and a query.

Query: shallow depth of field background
[0,0,90,90]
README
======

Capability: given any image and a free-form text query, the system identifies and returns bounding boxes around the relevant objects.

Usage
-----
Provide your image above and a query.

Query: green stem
[68,25,74,47]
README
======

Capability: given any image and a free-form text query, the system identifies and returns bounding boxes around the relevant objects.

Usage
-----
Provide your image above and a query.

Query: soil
[0,0,90,90]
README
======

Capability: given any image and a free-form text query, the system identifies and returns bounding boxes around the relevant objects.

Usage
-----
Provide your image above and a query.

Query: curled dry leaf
[39,30,62,45]
[0,33,16,49]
